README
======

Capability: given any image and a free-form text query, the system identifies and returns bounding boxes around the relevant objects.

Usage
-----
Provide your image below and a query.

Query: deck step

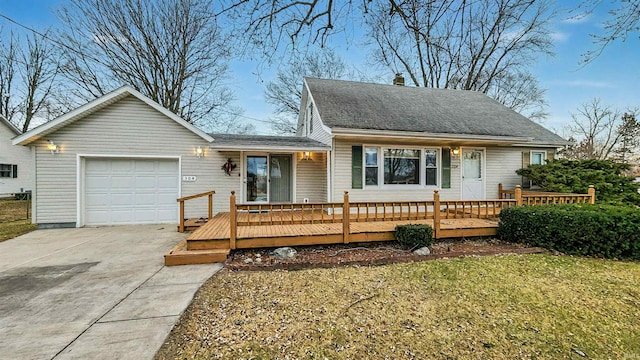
[164,240,230,266]
[187,239,230,250]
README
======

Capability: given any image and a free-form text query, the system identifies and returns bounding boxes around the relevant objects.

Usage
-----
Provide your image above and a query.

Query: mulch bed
[224,239,548,271]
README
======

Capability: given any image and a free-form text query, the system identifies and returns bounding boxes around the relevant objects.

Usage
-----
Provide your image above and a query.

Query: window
[531,151,546,165]
[307,103,314,135]
[425,149,438,186]
[365,147,378,185]
[384,149,420,185]
[0,164,16,178]
[359,147,441,187]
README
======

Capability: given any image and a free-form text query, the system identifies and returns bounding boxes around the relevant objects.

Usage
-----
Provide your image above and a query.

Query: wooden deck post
[343,191,350,244]
[498,183,503,199]
[515,185,523,206]
[588,185,596,204]
[229,191,237,249]
[208,193,213,220]
[178,200,185,233]
[433,189,441,239]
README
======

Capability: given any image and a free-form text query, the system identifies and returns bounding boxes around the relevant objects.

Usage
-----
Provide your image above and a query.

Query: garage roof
[209,134,331,151]
[12,85,214,146]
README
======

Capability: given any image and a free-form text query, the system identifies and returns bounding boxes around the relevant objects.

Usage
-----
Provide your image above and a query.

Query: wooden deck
[182,211,500,252]
[165,185,597,265]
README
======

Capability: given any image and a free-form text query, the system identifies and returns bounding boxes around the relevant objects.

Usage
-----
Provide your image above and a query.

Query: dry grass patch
[0,199,36,241]
[157,254,640,359]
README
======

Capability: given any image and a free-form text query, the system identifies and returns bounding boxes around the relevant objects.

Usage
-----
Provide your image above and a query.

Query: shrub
[516,159,640,206]
[498,204,640,260]
[395,224,433,249]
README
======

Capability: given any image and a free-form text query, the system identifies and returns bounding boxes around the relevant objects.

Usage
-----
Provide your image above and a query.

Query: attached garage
[83,158,179,226]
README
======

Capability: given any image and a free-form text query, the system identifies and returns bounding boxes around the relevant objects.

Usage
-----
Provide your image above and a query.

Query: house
[12,86,329,228]
[0,114,33,197]
[299,76,568,203]
[13,78,567,229]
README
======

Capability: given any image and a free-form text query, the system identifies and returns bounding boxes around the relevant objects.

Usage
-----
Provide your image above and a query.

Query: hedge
[395,224,433,249]
[498,204,640,260]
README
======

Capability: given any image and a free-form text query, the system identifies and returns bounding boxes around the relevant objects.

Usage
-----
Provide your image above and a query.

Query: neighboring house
[13,78,567,228]
[0,114,33,196]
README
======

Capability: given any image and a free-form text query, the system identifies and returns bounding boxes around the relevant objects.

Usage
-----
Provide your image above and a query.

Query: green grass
[0,199,36,241]
[156,254,640,359]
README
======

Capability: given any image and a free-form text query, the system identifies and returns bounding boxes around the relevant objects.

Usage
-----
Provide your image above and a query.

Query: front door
[245,154,292,203]
[461,149,484,200]
[246,155,268,202]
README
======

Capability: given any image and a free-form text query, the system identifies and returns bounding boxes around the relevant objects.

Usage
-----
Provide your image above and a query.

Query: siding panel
[333,139,552,202]
[35,96,240,225]
[295,152,327,202]
[332,139,460,202]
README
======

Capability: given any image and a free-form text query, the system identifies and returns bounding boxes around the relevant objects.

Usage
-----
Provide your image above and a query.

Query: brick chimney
[393,73,405,86]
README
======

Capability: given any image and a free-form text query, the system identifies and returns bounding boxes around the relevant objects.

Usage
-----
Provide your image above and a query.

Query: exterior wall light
[195,146,204,158]
[452,148,460,156]
[303,151,311,160]
[47,140,59,154]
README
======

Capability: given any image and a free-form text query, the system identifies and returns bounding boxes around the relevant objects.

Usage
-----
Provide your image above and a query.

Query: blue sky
[1,0,638,135]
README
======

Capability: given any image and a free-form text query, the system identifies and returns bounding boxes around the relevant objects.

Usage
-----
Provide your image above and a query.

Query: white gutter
[210,145,331,152]
[331,128,570,147]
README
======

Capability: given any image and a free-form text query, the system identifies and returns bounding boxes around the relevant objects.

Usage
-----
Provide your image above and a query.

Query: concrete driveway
[0,225,222,360]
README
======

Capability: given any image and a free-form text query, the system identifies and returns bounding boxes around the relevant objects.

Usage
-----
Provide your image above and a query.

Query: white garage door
[84,158,179,225]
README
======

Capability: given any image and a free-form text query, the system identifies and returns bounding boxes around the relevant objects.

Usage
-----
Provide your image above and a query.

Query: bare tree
[363,0,554,119]
[264,48,351,134]
[575,0,640,63]
[57,0,238,131]
[0,29,61,132]
[561,99,640,161]
[0,30,18,122]
[19,33,60,132]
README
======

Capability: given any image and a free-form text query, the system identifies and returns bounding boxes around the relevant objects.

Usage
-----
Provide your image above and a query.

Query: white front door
[461,149,484,200]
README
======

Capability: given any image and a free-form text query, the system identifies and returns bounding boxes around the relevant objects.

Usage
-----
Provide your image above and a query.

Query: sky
[0,0,638,136]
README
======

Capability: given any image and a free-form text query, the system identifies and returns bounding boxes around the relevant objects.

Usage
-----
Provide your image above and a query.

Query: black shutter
[351,145,363,189]
[441,149,451,189]
[12,165,17,178]
[522,151,531,188]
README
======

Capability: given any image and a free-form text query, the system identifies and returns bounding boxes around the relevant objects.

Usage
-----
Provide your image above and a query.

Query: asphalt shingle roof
[305,77,567,145]
[210,133,330,150]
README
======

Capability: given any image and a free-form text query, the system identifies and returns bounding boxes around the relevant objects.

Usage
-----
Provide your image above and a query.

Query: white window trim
[0,163,15,178]
[530,150,546,165]
[362,145,441,190]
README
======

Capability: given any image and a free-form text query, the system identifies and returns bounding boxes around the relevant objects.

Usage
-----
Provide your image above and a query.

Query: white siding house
[0,115,33,196]
[13,86,329,228]
[299,77,569,204]
[14,78,567,229]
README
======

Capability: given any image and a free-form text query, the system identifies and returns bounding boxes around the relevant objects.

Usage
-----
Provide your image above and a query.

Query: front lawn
[0,199,36,241]
[157,254,640,359]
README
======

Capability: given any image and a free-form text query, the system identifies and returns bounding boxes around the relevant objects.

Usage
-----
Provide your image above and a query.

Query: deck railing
[498,183,595,205]
[176,190,215,232]
[234,202,344,226]
[221,184,596,249]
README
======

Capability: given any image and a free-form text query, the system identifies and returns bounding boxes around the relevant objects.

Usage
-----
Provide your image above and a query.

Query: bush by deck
[498,204,640,260]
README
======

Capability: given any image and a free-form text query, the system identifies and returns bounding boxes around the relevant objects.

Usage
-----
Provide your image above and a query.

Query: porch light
[47,140,59,154]
[303,151,311,160]
[195,146,204,158]
[452,148,460,156]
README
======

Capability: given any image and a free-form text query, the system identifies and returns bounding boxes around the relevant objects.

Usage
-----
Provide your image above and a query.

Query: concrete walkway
[0,225,222,360]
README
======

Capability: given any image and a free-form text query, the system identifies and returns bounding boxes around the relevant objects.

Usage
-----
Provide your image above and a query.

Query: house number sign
[182,175,197,182]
